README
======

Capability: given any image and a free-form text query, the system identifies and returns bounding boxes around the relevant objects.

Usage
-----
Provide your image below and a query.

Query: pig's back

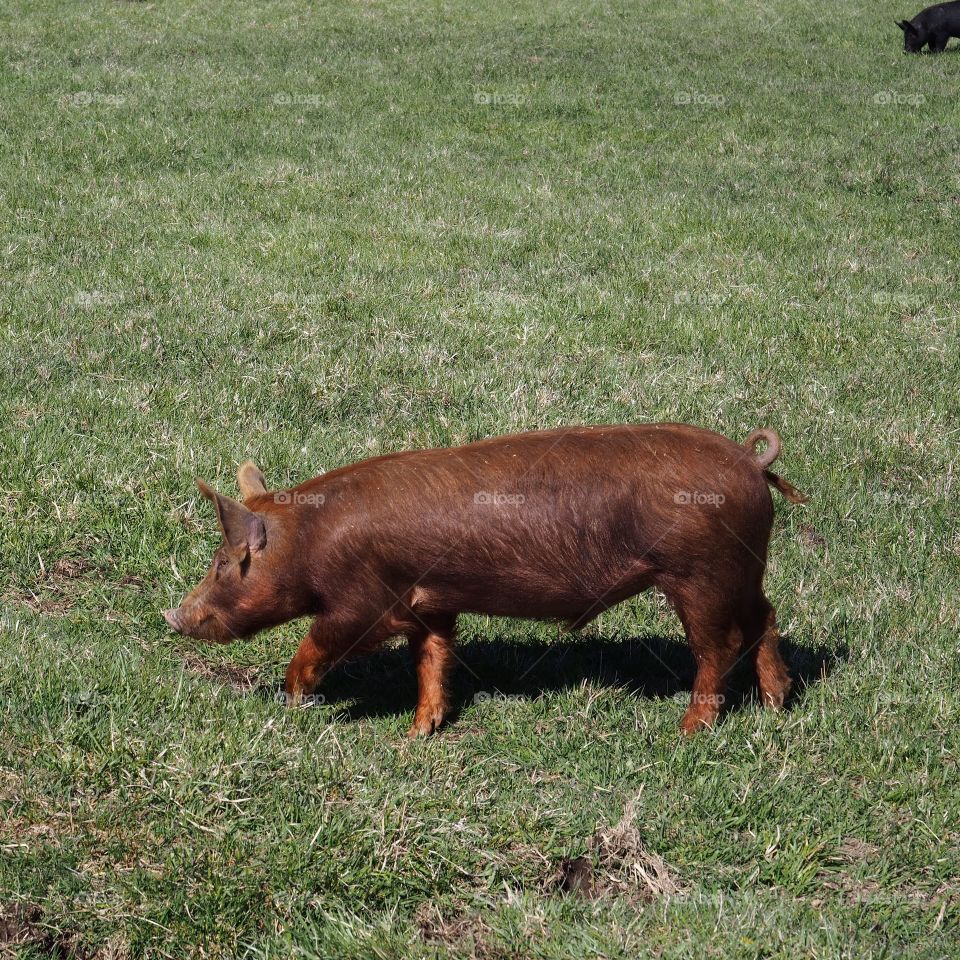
[300,424,772,619]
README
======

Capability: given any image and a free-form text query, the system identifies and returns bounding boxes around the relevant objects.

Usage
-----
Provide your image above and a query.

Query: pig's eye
[215,555,229,573]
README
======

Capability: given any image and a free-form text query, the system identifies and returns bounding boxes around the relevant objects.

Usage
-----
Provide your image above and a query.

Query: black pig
[897,1,960,51]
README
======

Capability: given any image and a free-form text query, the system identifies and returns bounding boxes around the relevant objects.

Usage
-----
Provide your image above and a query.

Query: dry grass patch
[180,651,262,693]
[550,798,684,903]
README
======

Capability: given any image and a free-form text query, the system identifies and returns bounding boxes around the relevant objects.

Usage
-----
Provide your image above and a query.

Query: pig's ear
[197,479,268,554]
[237,460,268,500]
[896,19,915,31]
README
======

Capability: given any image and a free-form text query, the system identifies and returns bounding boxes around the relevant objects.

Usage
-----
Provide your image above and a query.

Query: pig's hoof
[281,687,316,708]
[407,710,444,738]
[760,679,790,710]
[761,689,787,710]
[680,709,717,736]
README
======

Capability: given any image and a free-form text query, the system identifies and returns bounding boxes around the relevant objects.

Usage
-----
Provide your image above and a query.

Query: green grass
[1,0,958,955]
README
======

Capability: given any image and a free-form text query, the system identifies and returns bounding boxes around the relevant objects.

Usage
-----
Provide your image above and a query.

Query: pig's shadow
[259,632,845,726]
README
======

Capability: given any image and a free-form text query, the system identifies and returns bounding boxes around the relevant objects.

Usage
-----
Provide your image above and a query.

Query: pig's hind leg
[406,613,457,738]
[663,579,744,734]
[739,592,791,710]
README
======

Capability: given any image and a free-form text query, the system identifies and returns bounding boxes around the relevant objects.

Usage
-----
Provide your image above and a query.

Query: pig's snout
[161,603,234,643]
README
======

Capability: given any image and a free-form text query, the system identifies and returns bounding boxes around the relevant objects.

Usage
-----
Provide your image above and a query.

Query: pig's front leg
[284,617,349,705]
[406,614,457,738]
[284,614,394,707]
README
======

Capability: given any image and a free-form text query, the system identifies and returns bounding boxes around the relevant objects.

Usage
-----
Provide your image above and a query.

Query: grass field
[1,0,958,955]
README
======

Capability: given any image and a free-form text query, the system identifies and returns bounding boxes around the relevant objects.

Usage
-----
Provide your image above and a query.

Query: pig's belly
[414,553,658,623]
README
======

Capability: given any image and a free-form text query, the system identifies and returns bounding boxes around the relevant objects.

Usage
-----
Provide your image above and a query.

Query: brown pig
[164,423,807,736]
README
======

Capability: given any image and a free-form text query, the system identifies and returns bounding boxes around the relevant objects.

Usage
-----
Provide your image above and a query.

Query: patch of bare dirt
[116,574,145,591]
[555,855,594,897]
[7,586,74,617]
[6,555,100,617]
[436,725,486,744]
[0,901,92,958]
[181,652,261,692]
[798,524,827,549]
[817,840,958,912]
[835,837,880,863]
[417,799,684,955]
[414,901,500,959]
[0,902,45,951]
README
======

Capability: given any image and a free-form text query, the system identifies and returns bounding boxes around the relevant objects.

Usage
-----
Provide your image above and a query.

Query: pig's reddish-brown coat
[168,423,805,736]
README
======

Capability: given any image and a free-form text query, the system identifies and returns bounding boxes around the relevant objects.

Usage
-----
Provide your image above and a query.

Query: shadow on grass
[258,632,847,726]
